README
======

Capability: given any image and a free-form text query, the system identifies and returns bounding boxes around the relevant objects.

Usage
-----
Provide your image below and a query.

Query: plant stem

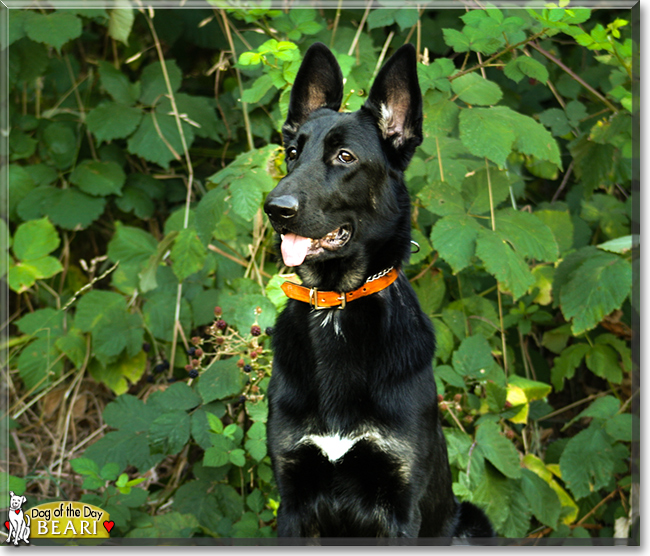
[450,28,550,82]
[348,0,371,57]
[486,158,509,375]
[146,11,196,373]
[219,9,254,151]
[529,41,618,113]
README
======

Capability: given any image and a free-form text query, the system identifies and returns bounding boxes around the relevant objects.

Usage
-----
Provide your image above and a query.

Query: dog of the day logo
[5,493,112,544]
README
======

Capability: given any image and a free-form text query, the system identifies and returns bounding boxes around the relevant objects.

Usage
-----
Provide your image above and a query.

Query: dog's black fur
[264,42,493,540]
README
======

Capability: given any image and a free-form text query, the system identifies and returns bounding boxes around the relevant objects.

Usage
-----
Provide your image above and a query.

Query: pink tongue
[281,233,312,267]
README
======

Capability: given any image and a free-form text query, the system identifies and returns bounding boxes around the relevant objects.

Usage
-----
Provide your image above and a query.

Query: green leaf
[70,160,126,197]
[560,425,625,499]
[139,60,183,106]
[494,210,559,262]
[143,291,193,342]
[103,393,158,433]
[6,164,36,220]
[198,359,244,404]
[246,399,268,423]
[535,210,574,255]
[230,181,264,222]
[417,180,465,216]
[460,107,561,168]
[190,410,214,450]
[473,464,528,535]
[422,99,459,137]
[247,489,265,514]
[171,227,207,281]
[86,102,143,143]
[430,214,481,273]
[539,108,572,137]
[84,429,163,473]
[521,468,561,529]
[174,481,222,533]
[89,351,147,395]
[412,270,446,316]
[17,336,64,392]
[505,56,549,83]
[443,28,471,52]
[242,74,274,104]
[16,307,64,337]
[149,411,191,454]
[107,223,158,270]
[597,235,634,254]
[452,334,493,379]
[8,256,63,293]
[70,457,100,477]
[585,344,623,383]
[108,3,134,44]
[575,395,620,422]
[127,112,182,168]
[451,73,503,106]
[461,167,512,216]
[76,290,143,364]
[605,413,636,442]
[476,421,522,479]
[551,343,589,391]
[55,328,87,369]
[98,61,140,105]
[558,249,632,335]
[45,188,106,230]
[12,217,60,261]
[147,382,201,412]
[229,449,246,467]
[367,10,395,30]
[125,512,199,539]
[204,445,230,468]
[476,228,535,300]
[24,11,82,52]
[508,375,552,402]
[459,108,516,167]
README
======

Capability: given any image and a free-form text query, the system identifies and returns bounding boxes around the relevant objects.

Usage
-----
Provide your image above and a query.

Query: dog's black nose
[265,194,299,221]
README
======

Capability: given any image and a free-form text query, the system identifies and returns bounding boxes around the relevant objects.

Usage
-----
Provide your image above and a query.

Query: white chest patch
[300,433,373,463]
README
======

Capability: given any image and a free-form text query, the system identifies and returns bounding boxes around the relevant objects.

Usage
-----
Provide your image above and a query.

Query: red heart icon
[4,521,9,530]
[103,521,114,533]
[15,510,19,514]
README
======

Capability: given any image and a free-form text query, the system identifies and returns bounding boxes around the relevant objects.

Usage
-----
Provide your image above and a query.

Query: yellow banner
[25,502,111,539]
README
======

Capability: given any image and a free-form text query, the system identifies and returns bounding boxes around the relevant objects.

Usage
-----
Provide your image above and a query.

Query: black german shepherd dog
[263,42,493,540]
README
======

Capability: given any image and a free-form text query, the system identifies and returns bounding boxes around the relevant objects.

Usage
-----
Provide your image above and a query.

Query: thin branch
[347,0,372,57]
[145,11,196,373]
[529,41,618,113]
[219,9,254,151]
[450,28,551,82]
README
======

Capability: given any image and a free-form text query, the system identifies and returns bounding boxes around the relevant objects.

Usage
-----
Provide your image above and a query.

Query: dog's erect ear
[284,43,343,134]
[364,44,422,166]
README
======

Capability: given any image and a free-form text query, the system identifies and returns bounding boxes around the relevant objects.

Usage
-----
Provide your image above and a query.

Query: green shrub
[4,3,637,542]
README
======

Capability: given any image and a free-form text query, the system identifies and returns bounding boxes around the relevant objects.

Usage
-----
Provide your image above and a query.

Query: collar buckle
[309,287,347,310]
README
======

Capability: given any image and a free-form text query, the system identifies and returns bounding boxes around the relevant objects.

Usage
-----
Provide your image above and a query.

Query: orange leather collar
[281,267,399,310]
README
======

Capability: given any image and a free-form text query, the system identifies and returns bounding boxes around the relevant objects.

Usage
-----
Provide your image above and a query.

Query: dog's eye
[286,147,298,161]
[337,150,356,164]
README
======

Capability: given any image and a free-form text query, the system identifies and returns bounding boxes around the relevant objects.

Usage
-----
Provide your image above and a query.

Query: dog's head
[264,42,422,289]
[8,491,26,511]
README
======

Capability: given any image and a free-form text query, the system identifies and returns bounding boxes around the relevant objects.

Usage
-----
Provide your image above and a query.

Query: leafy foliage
[4,3,637,543]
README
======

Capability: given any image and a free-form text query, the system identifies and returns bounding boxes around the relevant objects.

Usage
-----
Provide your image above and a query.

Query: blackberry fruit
[188,369,199,379]
[250,325,262,337]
